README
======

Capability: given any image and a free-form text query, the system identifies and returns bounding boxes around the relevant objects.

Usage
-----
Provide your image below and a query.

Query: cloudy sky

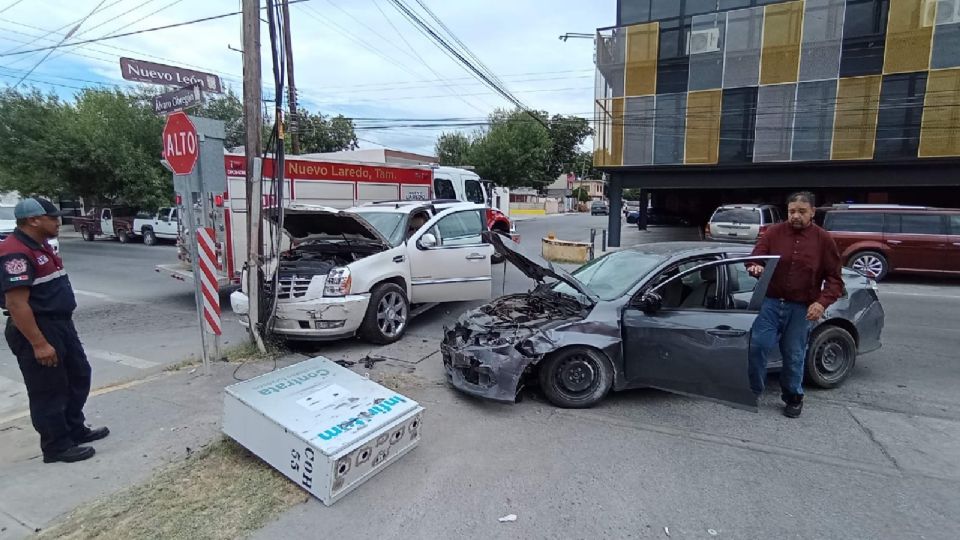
[0,0,614,155]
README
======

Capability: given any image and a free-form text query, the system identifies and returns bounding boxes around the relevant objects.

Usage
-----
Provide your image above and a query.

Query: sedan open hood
[268,205,390,245]
[483,231,597,302]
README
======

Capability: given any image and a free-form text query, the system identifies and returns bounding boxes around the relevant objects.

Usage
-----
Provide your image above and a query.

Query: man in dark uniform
[1,198,108,463]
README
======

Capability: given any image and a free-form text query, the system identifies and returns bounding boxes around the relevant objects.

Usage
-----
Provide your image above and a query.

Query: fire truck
[155,153,514,287]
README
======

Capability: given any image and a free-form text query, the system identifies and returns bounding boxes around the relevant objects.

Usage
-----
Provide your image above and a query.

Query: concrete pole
[243,0,266,353]
[608,174,623,247]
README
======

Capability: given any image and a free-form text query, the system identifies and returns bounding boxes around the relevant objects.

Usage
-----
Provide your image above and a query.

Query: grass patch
[37,438,308,540]
[163,355,201,372]
[222,339,286,363]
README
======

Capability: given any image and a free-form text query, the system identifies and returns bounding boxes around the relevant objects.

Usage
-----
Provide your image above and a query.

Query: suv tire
[359,283,409,345]
[848,251,888,281]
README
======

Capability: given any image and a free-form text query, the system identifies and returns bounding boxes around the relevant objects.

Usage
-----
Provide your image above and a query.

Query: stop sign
[162,112,199,175]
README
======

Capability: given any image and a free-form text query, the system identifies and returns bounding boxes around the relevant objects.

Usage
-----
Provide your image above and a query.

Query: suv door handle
[466,253,487,261]
[393,255,405,263]
[887,240,902,245]
[706,326,747,338]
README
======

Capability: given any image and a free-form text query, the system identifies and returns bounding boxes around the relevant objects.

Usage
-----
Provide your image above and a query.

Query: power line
[0,0,26,15]
[13,0,108,88]
[0,0,315,58]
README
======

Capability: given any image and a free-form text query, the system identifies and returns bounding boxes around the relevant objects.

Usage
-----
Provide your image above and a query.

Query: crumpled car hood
[483,231,597,302]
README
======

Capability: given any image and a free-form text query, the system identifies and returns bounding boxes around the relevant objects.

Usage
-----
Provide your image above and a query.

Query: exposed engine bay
[445,288,588,348]
[277,241,384,277]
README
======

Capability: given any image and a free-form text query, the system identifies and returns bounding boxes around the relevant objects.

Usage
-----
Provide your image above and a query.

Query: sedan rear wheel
[805,326,857,388]
[538,347,613,408]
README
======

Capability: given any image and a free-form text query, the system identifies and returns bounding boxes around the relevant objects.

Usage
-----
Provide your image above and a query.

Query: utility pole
[242,0,266,352]
[281,0,300,155]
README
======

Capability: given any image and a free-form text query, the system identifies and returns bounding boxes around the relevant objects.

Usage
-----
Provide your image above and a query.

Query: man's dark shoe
[73,426,110,444]
[43,445,95,464]
[783,400,803,418]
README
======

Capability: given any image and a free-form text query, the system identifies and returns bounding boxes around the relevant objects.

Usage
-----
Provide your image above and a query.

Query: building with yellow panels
[597,0,960,247]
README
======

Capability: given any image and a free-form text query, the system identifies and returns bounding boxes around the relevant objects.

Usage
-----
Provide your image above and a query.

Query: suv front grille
[277,276,312,299]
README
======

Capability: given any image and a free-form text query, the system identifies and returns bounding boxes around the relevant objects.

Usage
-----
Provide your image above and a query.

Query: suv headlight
[324,267,352,297]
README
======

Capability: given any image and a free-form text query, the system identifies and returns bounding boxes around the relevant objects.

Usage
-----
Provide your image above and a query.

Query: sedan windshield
[352,211,406,246]
[553,250,664,301]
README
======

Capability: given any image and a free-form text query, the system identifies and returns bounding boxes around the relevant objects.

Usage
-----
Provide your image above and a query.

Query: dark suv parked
[817,205,960,281]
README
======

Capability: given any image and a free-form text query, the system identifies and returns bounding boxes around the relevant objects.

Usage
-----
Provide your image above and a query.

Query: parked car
[72,206,138,243]
[705,204,783,243]
[622,201,640,218]
[590,201,609,216]
[626,208,694,226]
[230,201,494,344]
[442,236,884,409]
[817,204,960,281]
[0,205,58,254]
[133,207,180,246]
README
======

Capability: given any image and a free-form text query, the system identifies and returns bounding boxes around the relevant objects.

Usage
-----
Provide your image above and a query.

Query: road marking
[74,289,137,305]
[87,349,159,369]
[880,291,960,299]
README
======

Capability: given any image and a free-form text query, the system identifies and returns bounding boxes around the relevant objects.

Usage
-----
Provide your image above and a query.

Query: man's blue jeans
[749,298,812,402]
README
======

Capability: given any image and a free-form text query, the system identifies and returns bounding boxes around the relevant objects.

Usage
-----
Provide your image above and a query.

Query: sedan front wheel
[538,347,613,408]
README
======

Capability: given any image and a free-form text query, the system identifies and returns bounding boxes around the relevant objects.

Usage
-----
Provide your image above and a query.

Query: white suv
[230,201,493,343]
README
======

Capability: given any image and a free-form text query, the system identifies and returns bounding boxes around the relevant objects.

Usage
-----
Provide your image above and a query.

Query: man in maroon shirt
[746,192,843,418]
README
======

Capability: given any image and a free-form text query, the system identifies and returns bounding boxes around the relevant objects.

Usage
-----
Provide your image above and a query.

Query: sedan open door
[621,256,779,410]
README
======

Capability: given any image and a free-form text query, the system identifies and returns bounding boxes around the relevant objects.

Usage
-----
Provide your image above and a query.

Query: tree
[470,109,553,189]
[0,87,170,207]
[0,88,68,197]
[571,186,590,203]
[198,89,245,149]
[435,132,472,166]
[622,188,644,201]
[547,114,592,178]
[295,110,358,153]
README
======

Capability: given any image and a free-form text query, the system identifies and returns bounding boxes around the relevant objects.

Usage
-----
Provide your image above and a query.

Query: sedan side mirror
[638,292,663,314]
[419,233,438,249]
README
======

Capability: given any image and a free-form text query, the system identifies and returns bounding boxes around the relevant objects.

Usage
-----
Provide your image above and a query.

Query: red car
[817,204,960,281]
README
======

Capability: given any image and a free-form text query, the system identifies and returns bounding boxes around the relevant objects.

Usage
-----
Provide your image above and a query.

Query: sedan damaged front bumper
[441,342,535,403]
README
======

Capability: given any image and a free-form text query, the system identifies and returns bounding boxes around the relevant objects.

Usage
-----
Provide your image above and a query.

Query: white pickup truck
[133,207,180,246]
[230,201,494,344]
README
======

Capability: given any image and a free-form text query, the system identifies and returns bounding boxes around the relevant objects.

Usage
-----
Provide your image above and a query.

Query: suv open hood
[483,232,597,302]
[268,205,390,246]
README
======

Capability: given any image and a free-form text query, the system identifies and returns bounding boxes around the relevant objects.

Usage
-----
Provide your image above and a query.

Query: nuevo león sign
[120,57,223,94]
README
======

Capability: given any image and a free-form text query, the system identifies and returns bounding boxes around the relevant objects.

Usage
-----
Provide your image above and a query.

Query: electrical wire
[12,0,108,88]
[0,0,315,58]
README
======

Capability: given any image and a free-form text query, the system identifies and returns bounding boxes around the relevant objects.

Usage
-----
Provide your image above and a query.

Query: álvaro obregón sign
[119,57,223,94]
[153,84,203,115]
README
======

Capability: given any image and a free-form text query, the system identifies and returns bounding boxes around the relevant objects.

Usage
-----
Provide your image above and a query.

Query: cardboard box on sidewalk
[223,357,423,506]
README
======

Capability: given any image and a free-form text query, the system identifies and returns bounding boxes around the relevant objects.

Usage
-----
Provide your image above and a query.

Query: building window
[875,72,927,160]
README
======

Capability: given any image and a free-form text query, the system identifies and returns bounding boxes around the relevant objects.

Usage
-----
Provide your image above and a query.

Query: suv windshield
[552,250,663,301]
[352,211,406,246]
[712,208,760,224]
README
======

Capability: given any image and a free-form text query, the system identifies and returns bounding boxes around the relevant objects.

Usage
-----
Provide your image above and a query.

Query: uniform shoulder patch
[4,257,28,275]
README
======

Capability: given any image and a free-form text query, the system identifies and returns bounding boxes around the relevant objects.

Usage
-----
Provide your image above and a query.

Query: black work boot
[73,426,110,444]
[43,445,95,464]
[783,397,803,418]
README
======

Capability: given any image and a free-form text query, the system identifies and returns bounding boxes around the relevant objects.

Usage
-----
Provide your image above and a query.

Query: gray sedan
[442,237,884,410]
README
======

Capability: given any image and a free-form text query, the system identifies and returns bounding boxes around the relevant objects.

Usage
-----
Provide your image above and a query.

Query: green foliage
[447,108,593,189]
[197,89,245,149]
[547,114,592,178]
[571,186,591,203]
[435,132,472,166]
[0,87,169,207]
[469,109,553,189]
[294,111,358,154]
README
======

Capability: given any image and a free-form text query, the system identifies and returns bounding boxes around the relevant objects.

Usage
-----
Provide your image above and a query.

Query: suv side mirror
[637,292,663,314]
[419,233,438,249]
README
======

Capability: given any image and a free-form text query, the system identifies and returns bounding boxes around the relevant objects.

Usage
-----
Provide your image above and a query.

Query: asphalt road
[1,214,959,538]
